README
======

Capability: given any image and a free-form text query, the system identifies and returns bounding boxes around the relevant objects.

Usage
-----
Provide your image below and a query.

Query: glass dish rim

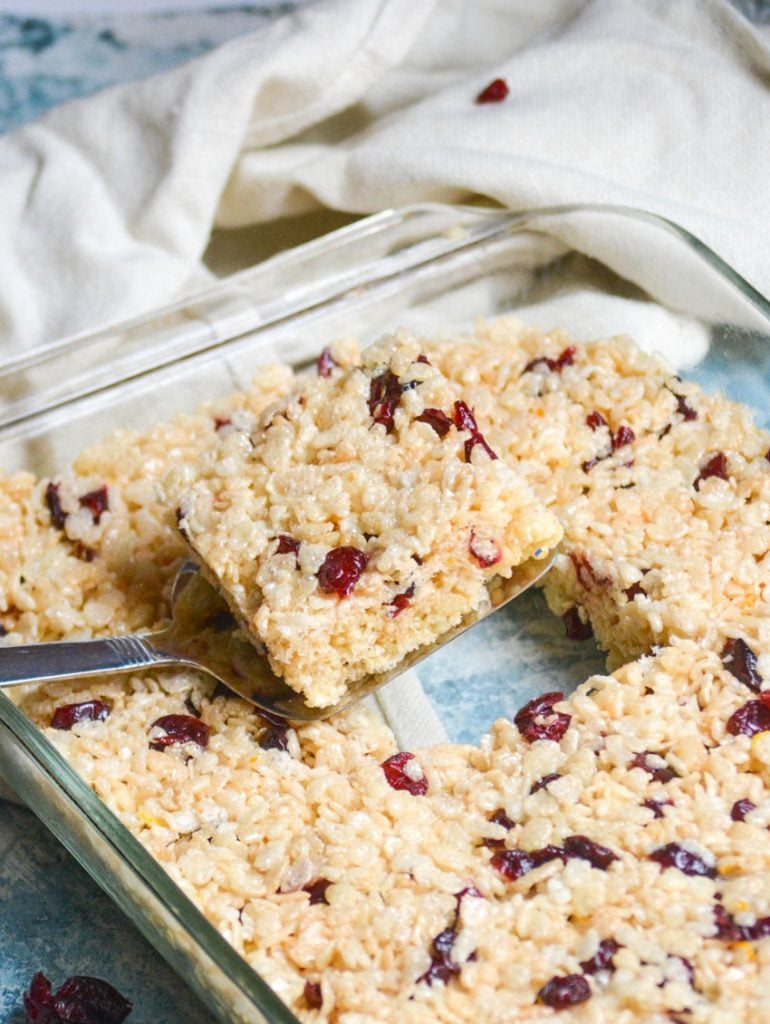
[2,199,770,1023]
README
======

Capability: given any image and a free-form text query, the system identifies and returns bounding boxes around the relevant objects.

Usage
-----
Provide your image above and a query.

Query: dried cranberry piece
[213,415,231,431]
[260,721,289,751]
[629,751,678,783]
[713,903,745,941]
[416,354,431,365]
[303,980,323,1009]
[731,798,756,822]
[537,974,591,1009]
[415,407,453,438]
[669,389,698,422]
[569,551,610,589]
[747,916,770,940]
[51,700,111,731]
[417,887,481,986]
[562,606,593,641]
[275,535,300,569]
[624,581,645,600]
[612,425,635,450]
[563,835,618,870]
[514,692,571,743]
[530,773,561,794]
[79,485,109,524]
[726,699,770,738]
[149,714,209,751]
[381,751,428,795]
[24,971,132,1024]
[45,481,67,529]
[303,878,331,905]
[317,546,368,598]
[368,369,412,433]
[586,411,608,431]
[694,452,729,490]
[581,453,610,473]
[649,843,716,879]
[580,938,621,975]
[491,845,563,881]
[452,401,498,461]
[721,638,762,693]
[475,77,509,104]
[642,797,673,819]
[488,809,515,830]
[73,542,96,562]
[523,346,576,375]
[387,583,415,618]
[468,530,502,569]
[316,346,337,378]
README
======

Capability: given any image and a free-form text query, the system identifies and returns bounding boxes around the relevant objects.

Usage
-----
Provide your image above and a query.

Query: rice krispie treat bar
[174,333,562,708]
[425,322,770,667]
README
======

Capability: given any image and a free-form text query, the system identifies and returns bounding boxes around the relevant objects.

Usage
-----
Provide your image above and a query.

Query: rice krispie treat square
[174,331,562,707]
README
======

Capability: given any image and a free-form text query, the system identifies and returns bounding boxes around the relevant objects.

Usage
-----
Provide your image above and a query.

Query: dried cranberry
[213,415,231,431]
[303,980,323,1009]
[612,425,635,450]
[468,530,502,569]
[586,411,608,431]
[713,903,745,941]
[317,546,368,598]
[523,346,576,375]
[649,843,716,879]
[580,938,621,975]
[514,692,571,743]
[563,835,618,870]
[530,773,561,794]
[24,971,132,1024]
[452,401,498,461]
[721,637,762,692]
[275,535,300,566]
[387,583,415,618]
[694,452,729,490]
[416,354,431,365]
[51,700,110,731]
[490,845,563,881]
[669,389,698,421]
[488,808,515,829]
[79,485,109,524]
[726,698,770,738]
[381,752,428,795]
[149,714,209,751]
[569,551,610,589]
[629,751,678,783]
[303,878,331,905]
[624,581,645,600]
[316,346,337,378]
[416,887,481,986]
[44,481,67,529]
[260,722,289,751]
[747,916,770,940]
[537,974,591,1009]
[415,407,453,438]
[731,798,756,822]
[562,606,593,641]
[642,797,673,819]
[73,541,96,562]
[475,77,509,103]
[368,369,411,433]
[581,453,610,473]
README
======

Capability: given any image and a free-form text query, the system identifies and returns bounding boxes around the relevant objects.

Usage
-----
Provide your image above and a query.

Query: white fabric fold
[0,0,768,355]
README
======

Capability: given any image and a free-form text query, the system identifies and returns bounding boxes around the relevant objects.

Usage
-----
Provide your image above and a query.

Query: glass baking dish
[1,202,769,1024]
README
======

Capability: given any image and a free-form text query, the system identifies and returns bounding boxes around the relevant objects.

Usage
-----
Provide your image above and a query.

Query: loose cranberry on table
[381,751,428,795]
[51,700,110,731]
[317,546,368,599]
[148,714,209,751]
[514,692,571,743]
[23,971,132,1024]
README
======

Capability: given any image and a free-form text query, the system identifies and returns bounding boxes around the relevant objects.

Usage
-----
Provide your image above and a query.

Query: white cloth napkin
[0,0,768,355]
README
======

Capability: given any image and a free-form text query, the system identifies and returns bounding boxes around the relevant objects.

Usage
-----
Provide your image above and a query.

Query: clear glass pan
[1,202,768,1023]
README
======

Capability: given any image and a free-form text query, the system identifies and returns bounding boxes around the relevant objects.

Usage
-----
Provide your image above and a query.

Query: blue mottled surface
[1,2,770,1023]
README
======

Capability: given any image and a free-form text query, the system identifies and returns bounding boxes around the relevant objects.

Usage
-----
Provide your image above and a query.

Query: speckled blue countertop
[1,2,769,1022]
